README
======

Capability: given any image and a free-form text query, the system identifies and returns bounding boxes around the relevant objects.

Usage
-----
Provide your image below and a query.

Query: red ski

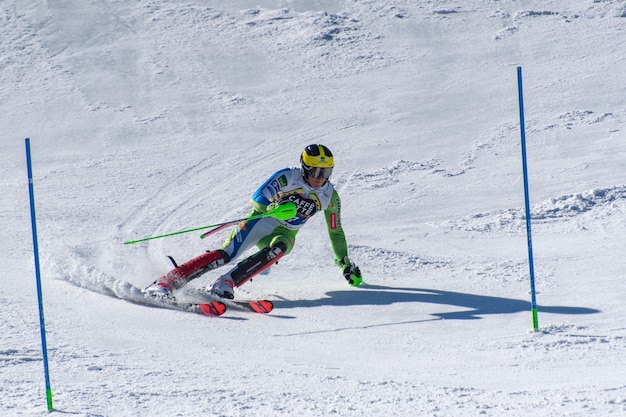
[176,299,271,316]
[224,299,274,314]
[141,295,228,317]
[184,287,274,314]
[194,301,227,316]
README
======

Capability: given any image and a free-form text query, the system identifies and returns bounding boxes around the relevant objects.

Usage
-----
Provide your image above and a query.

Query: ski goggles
[304,165,333,180]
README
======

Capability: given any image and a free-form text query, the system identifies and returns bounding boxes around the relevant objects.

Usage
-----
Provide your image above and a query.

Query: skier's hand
[265,201,297,220]
[265,201,281,213]
[335,256,362,286]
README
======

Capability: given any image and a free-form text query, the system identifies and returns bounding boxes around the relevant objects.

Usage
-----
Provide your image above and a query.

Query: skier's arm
[324,189,348,260]
[325,190,362,286]
[250,168,292,213]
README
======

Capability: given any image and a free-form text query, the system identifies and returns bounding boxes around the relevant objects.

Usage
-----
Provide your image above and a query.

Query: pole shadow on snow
[273,283,600,321]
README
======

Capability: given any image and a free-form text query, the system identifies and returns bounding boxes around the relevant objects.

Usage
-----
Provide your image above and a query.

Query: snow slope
[2,0,625,415]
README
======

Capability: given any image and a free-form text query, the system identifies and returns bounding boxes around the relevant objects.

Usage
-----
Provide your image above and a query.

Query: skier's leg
[210,230,296,299]
[144,250,230,297]
[144,217,270,297]
[220,216,277,259]
[209,242,287,299]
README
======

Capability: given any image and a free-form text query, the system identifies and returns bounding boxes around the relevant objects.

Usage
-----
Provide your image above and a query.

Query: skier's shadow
[273,283,600,320]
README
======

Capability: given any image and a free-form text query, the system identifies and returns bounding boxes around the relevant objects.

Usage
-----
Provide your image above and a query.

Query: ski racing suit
[222,166,348,261]
[156,167,350,291]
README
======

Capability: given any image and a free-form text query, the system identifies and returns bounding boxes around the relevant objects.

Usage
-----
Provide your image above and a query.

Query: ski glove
[335,256,362,286]
[265,201,297,220]
[265,200,285,213]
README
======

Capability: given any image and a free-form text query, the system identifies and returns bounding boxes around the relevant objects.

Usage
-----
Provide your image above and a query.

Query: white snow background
[2,0,626,416]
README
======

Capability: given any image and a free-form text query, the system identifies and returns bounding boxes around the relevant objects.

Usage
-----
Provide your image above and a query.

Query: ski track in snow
[433,185,626,234]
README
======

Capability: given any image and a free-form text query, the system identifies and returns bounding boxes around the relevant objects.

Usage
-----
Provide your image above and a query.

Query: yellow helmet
[301,144,334,180]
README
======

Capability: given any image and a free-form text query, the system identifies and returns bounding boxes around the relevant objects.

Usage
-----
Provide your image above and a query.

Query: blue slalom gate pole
[516,68,539,330]
[25,138,54,411]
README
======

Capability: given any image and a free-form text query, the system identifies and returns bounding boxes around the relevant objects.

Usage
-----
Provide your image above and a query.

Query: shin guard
[231,242,287,287]
[159,250,230,289]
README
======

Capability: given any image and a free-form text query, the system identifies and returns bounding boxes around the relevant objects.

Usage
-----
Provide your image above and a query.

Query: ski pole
[199,222,235,240]
[124,202,297,245]
[517,66,539,330]
[25,138,54,412]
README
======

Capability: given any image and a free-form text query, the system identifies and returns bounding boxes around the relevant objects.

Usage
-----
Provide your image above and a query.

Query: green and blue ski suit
[221,166,349,261]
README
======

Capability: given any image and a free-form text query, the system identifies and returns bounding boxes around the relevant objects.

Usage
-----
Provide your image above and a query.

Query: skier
[143,144,363,300]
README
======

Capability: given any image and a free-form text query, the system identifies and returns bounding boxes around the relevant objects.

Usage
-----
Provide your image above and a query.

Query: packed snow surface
[2,0,625,416]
